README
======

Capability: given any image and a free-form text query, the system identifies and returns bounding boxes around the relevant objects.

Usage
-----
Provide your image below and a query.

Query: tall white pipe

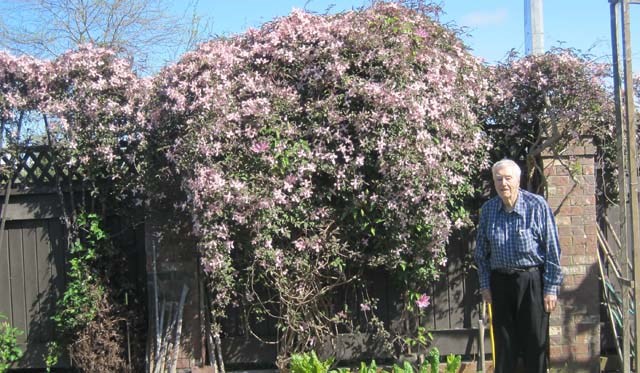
[525,0,544,55]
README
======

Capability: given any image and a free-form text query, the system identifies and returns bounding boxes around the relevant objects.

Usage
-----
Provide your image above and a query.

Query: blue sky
[184,0,640,67]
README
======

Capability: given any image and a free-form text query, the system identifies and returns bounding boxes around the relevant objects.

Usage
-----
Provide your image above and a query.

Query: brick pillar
[543,140,600,373]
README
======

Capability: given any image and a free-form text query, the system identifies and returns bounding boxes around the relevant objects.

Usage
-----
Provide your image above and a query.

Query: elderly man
[474,159,562,373]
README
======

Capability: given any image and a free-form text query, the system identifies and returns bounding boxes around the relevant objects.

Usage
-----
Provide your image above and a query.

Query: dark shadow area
[555,262,601,372]
[217,228,485,369]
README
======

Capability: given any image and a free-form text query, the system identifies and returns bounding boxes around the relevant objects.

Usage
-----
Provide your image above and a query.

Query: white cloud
[460,8,508,28]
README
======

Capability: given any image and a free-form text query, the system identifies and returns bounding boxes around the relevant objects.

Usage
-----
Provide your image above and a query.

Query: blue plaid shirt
[474,189,563,295]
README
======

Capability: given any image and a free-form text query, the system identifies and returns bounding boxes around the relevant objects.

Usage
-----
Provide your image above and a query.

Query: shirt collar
[500,189,526,216]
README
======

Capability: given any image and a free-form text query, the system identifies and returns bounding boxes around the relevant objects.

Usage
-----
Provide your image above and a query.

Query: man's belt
[492,266,541,275]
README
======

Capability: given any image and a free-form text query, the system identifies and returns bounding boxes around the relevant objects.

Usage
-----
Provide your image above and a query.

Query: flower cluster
[150,2,490,357]
[484,49,616,194]
[1,45,147,203]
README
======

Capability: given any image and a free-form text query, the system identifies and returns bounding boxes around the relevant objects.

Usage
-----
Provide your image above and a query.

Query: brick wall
[543,141,600,373]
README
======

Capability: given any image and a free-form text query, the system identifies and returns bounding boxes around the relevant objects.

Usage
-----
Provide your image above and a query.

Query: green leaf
[403,361,414,373]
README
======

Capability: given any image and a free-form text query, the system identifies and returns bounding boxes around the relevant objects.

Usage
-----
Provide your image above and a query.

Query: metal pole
[525,0,544,55]
[610,0,631,370]
[620,0,640,369]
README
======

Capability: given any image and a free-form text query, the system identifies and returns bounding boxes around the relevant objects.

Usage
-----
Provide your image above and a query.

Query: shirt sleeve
[474,205,491,291]
[542,203,563,295]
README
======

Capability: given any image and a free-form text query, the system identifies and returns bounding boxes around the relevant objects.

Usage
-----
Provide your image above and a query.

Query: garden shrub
[290,351,335,373]
[483,49,616,197]
[0,314,23,373]
[46,213,130,372]
[150,1,490,364]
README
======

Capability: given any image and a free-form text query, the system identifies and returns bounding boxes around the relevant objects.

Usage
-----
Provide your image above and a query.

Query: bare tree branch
[0,0,214,73]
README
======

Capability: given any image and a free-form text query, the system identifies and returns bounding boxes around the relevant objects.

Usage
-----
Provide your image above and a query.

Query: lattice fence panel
[0,146,80,188]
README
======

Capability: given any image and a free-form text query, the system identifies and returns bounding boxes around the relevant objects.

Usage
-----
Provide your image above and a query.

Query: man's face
[493,165,520,201]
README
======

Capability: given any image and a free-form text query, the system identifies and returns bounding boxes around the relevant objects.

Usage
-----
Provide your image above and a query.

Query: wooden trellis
[0,145,80,188]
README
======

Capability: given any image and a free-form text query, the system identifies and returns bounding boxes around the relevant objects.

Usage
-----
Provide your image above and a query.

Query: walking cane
[478,302,486,372]
[546,314,551,373]
[487,302,496,369]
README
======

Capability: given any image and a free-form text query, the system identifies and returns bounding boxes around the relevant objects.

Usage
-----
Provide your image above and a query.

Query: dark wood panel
[36,222,54,340]
[221,329,491,367]
[9,226,27,342]
[49,220,66,298]
[317,332,393,362]
[425,236,477,331]
[13,220,57,368]
[1,219,69,369]
[0,194,62,220]
[0,225,10,318]
[22,221,39,338]
[448,233,473,329]
[429,328,490,357]
[221,336,277,365]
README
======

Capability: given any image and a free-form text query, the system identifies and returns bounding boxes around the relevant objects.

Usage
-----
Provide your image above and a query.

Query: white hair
[492,159,521,179]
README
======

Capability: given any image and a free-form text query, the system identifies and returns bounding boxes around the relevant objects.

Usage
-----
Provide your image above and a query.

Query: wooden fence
[0,146,146,370]
[217,228,487,366]
[2,146,487,369]
[0,204,66,368]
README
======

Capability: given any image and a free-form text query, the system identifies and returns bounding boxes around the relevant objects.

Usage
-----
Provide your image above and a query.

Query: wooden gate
[0,145,147,370]
[0,190,69,368]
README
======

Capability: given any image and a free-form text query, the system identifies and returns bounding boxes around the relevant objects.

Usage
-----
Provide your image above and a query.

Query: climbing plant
[483,49,616,196]
[149,2,490,365]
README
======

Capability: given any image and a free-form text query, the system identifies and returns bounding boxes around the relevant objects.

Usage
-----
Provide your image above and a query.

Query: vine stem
[0,111,22,256]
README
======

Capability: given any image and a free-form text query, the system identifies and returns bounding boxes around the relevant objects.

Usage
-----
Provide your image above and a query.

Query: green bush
[152,3,490,364]
[0,314,23,373]
[290,351,335,373]
[427,347,440,373]
[359,360,377,373]
[394,361,414,373]
[445,353,461,373]
[287,350,464,373]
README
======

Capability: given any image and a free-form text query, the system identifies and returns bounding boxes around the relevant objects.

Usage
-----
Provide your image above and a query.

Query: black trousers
[490,269,549,373]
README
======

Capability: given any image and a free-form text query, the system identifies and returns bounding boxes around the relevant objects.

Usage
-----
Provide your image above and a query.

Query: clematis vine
[484,49,616,197]
[149,2,490,363]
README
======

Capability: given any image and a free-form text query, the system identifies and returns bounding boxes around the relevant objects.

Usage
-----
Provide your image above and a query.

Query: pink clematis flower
[251,141,269,153]
[416,294,431,309]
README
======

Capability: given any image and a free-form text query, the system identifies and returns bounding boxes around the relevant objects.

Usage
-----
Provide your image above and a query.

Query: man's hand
[481,288,492,304]
[544,294,557,313]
